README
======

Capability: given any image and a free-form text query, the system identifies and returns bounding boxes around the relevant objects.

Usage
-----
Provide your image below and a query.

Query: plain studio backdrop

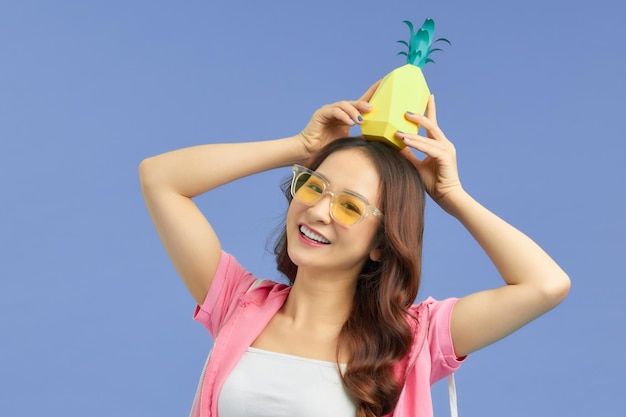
[1,1,624,416]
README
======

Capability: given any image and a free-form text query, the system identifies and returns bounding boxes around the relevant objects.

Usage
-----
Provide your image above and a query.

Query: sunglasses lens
[332,194,366,225]
[293,173,324,204]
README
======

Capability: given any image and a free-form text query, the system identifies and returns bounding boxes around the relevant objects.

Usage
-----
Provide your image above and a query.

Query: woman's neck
[281,268,357,328]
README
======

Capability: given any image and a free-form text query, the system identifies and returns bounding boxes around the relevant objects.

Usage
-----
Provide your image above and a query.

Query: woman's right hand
[298,81,380,156]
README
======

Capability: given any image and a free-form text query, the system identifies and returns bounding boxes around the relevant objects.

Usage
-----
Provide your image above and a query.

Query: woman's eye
[307,183,324,193]
[341,201,363,214]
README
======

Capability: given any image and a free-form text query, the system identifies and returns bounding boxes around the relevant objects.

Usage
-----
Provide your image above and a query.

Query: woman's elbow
[543,271,571,308]
[138,156,161,190]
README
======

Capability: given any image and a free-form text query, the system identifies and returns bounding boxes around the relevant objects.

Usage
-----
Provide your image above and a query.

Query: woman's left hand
[395,95,463,209]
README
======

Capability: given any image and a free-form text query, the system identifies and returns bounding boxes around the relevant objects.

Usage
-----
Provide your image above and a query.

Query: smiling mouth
[299,225,330,244]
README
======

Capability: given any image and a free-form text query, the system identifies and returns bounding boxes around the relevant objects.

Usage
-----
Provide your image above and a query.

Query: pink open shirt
[191,251,464,417]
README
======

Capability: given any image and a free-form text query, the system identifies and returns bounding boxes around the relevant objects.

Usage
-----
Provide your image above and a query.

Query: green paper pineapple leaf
[397,19,451,68]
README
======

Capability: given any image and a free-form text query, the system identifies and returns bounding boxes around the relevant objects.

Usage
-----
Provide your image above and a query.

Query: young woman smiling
[139,84,570,417]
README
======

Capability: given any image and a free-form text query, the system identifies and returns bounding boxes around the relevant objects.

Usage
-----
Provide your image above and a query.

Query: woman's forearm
[443,189,570,298]
[139,135,308,197]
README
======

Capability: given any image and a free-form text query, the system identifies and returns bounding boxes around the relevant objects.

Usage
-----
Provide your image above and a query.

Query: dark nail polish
[407,111,414,115]
[357,115,363,122]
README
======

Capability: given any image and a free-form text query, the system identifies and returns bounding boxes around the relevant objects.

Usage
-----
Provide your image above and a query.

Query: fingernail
[349,119,355,125]
[357,115,363,122]
[364,103,372,109]
[407,111,414,115]
[397,130,404,134]
[403,137,411,143]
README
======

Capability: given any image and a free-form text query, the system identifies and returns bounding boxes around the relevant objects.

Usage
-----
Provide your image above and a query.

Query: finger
[404,111,446,140]
[353,100,373,114]
[422,95,446,141]
[334,100,365,125]
[399,134,451,159]
[402,136,441,159]
[358,79,382,102]
[329,104,358,126]
[425,94,437,124]
[404,111,436,132]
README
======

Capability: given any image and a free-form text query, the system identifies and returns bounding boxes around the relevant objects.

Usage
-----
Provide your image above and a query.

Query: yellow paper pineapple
[362,19,450,149]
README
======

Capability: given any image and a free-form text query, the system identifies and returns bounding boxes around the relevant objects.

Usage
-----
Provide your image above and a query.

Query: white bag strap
[448,373,458,417]
[247,278,264,292]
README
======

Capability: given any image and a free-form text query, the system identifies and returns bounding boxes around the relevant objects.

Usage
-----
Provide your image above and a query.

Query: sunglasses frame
[290,164,383,226]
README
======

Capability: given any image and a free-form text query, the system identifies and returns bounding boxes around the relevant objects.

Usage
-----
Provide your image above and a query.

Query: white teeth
[299,225,330,244]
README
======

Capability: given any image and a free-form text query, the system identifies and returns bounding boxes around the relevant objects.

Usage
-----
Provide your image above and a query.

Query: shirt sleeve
[192,250,257,338]
[426,297,466,384]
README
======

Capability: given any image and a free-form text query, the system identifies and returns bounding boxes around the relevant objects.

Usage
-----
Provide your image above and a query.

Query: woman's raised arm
[398,95,570,358]
[139,138,306,305]
[139,89,376,305]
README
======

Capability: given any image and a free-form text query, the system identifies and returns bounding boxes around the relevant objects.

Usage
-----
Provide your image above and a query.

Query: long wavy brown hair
[274,137,426,417]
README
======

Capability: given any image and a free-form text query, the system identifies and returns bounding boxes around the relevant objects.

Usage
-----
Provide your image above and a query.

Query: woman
[139,84,570,417]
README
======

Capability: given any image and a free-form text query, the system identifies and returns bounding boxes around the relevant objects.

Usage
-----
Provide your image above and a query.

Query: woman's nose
[307,193,333,224]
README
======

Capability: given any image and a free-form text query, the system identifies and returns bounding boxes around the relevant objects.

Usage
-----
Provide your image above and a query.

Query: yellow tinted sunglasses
[290,164,383,226]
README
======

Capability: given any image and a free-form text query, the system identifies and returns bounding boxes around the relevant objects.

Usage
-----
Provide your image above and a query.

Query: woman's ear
[369,247,381,262]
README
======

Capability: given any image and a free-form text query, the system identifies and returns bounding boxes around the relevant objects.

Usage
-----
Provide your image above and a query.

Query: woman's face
[286,149,382,278]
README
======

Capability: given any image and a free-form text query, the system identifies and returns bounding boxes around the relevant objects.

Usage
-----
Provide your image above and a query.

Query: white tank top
[218,347,357,417]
